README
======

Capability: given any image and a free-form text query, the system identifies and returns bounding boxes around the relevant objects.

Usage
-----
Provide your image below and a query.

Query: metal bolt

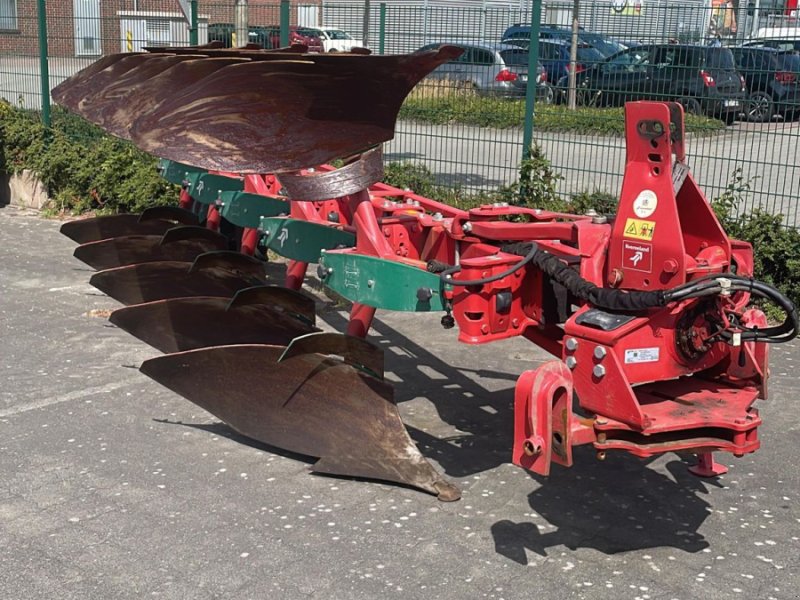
[584,209,598,217]
[462,222,473,233]
[383,200,393,208]
[327,211,340,223]
[593,346,607,360]
[593,364,606,378]
[432,212,443,222]
[413,200,420,207]
[565,356,577,370]
[565,337,579,352]
[367,279,375,288]
[592,215,608,224]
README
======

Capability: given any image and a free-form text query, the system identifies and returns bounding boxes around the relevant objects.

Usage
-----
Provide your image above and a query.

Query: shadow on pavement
[491,453,717,562]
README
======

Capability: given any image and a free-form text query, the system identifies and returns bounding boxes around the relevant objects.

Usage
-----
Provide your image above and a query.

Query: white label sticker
[633,190,658,218]
[624,347,660,364]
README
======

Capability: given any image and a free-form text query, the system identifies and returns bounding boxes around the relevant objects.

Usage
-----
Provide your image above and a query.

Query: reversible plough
[53,42,798,501]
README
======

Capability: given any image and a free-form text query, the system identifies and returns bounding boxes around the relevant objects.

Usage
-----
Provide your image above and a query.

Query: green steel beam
[521,0,542,160]
[378,3,386,55]
[319,252,446,312]
[218,192,289,229]
[261,218,355,263]
[280,0,290,47]
[189,0,199,45]
[36,0,51,127]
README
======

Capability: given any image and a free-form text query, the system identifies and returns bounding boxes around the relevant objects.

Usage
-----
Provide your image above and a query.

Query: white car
[311,27,365,52]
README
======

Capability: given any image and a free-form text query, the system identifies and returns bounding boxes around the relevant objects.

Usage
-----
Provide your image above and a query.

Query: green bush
[0,102,177,214]
[711,168,800,315]
[400,84,726,136]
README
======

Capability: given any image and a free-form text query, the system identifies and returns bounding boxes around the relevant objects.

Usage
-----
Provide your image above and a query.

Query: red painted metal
[127,101,779,481]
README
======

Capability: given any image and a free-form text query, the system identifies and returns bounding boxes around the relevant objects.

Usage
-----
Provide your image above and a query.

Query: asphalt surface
[1,205,798,599]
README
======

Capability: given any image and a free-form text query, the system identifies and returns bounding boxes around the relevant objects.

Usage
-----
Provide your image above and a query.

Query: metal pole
[189,0,199,45]
[567,0,579,110]
[363,0,371,50]
[379,3,386,55]
[36,0,51,127]
[280,0,290,48]
[235,0,249,48]
[521,0,542,159]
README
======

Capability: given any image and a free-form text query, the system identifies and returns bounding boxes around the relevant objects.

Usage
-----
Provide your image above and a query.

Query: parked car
[742,38,800,53]
[419,42,551,101]
[555,44,746,124]
[731,46,800,121]
[308,27,365,52]
[263,25,324,52]
[533,39,606,85]
[502,24,627,58]
[208,23,272,48]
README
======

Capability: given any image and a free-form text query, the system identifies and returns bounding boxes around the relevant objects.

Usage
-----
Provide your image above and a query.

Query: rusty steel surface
[62,215,180,244]
[89,255,267,305]
[278,147,385,201]
[52,46,463,172]
[109,296,319,353]
[73,228,227,270]
[280,332,385,380]
[228,285,317,326]
[140,344,460,501]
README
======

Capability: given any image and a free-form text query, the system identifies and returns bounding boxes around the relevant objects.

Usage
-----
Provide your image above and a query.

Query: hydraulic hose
[430,243,798,344]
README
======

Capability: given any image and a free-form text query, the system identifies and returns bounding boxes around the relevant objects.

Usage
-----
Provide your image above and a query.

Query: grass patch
[400,80,726,135]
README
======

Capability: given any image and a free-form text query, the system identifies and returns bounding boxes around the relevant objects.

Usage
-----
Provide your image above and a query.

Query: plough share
[53,43,797,501]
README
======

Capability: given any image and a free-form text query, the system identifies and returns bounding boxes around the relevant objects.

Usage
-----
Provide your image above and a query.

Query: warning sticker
[622,241,652,273]
[633,190,658,218]
[623,218,656,241]
[624,347,660,364]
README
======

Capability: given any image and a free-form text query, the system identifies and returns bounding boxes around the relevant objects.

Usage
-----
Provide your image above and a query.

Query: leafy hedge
[0,101,177,214]
[399,82,727,135]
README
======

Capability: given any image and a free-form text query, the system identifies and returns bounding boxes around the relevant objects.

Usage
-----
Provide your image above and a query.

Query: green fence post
[378,3,386,55]
[521,0,542,160]
[36,0,51,127]
[280,0,290,47]
[189,0,199,45]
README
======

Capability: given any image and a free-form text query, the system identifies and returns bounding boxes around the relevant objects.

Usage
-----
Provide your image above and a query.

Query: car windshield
[777,52,800,72]
[577,44,605,62]
[324,29,352,40]
[580,34,625,57]
[706,48,736,70]
[296,27,321,38]
[499,49,531,66]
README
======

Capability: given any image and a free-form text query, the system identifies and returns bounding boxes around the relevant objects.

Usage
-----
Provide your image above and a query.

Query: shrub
[711,167,800,317]
[400,83,726,135]
[0,102,177,214]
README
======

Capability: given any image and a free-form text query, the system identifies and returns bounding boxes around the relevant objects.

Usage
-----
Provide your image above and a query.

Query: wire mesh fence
[0,1,798,225]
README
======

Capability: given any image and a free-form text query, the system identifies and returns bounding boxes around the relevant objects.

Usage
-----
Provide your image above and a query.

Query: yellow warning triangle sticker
[625,221,638,235]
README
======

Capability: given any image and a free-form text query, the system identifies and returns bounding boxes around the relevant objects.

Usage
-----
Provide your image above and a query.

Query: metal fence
[1,1,798,225]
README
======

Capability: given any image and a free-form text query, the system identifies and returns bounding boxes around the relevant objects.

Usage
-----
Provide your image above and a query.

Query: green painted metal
[521,0,542,161]
[36,0,50,127]
[159,159,206,186]
[187,173,244,205]
[279,0,290,47]
[261,218,355,263]
[319,252,446,312]
[189,0,199,46]
[218,192,289,229]
[379,3,386,55]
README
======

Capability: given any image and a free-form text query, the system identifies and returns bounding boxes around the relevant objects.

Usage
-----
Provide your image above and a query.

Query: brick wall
[0,1,322,57]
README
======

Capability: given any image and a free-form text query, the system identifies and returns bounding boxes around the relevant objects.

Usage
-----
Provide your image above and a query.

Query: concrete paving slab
[0,206,798,599]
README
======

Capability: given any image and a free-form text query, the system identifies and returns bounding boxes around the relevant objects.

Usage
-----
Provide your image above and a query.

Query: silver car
[420,42,552,101]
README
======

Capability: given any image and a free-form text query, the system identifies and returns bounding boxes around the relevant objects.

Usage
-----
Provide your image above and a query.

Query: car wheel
[537,84,555,105]
[745,91,774,123]
[678,97,702,116]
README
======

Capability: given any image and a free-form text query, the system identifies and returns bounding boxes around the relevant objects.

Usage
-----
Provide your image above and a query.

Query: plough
[53,43,798,502]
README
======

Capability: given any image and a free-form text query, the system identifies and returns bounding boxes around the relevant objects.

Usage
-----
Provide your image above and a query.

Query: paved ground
[1,205,799,599]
